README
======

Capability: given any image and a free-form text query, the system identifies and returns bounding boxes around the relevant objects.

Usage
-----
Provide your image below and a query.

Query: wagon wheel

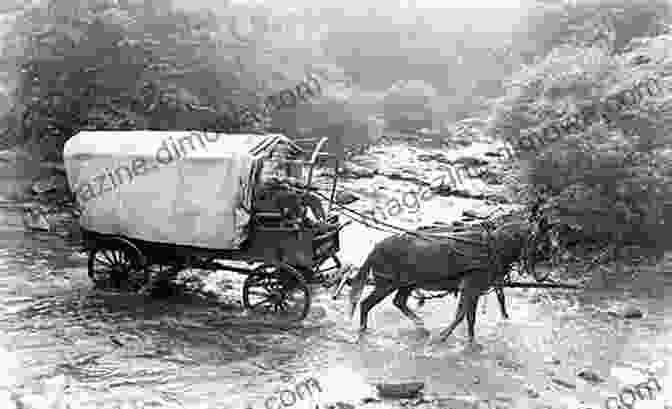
[88,238,148,292]
[309,256,342,287]
[146,262,183,283]
[242,263,311,322]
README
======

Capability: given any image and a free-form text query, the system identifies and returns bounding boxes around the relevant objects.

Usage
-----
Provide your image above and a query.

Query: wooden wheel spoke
[284,291,301,303]
[115,251,127,266]
[247,290,271,297]
[249,298,275,309]
[108,249,121,265]
[285,290,306,305]
[118,251,128,265]
[96,265,115,277]
[101,251,117,266]
[277,300,290,311]
[95,254,114,267]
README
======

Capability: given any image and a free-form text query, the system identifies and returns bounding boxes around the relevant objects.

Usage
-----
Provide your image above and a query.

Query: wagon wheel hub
[267,282,292,303]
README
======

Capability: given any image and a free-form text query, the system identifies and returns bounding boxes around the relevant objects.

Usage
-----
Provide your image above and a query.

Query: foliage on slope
[489,0,672,252]
[510,0,672,60]
[382,79,438,132]
[0,0,324,160]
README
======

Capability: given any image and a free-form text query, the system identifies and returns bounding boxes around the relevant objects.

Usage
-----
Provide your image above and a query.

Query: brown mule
[348,216,552,344]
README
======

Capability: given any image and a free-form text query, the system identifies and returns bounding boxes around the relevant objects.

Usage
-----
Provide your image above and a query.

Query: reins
[312,188,512,246]
[309,185,554,302]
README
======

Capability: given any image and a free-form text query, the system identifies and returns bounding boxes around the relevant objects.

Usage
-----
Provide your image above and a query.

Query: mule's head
[520,216,558,281]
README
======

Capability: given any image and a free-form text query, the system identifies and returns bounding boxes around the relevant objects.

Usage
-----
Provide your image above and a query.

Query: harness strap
[413,223,513,303]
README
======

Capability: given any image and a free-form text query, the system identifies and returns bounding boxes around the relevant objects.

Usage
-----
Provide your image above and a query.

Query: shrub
[489,33,672,254]
[0,0,322,160]
[382,79,438,131]
[510,0,672,60]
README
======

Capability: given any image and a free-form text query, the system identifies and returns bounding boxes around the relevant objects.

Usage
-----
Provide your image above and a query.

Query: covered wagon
[63,130,345,322]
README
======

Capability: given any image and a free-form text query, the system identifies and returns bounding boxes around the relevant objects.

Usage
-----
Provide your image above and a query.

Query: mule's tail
[348,253,374,320]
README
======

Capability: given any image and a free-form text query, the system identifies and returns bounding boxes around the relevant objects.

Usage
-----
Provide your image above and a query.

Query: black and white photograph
[0,0,670,408]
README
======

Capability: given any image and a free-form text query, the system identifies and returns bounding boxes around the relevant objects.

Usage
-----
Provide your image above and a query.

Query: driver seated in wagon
[252,138,335,234]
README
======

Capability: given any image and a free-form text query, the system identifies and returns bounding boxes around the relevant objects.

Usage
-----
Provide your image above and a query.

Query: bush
[510,0,672,60]
[489,33,672,253]
[382,79,438,131]
[0,0,323,160]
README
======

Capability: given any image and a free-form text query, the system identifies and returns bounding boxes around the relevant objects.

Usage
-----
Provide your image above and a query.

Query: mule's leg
[437,288,470,341]
[392,287,424,328]
[359,282,397,332]
[495,287,509,320]
[463,293,486,351]
[439,273,486,342]
[466,294,480,343]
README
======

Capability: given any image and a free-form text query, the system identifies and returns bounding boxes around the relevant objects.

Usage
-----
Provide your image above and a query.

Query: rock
[379,170,422,184]
[480,170,504,185]
[622,307,643,319]
[497,359,523,371]
[551,378,576,389]
[525,386,540,399]
[577,369,605,384]
[454,157,490,167]
[453,139,473,147]
[412,396,432,405]
[340,164,376,178]
[451,189,486,200]
[417,153,453,164]
[431,184,456,196]
[324,402,356,409]
[375,382,424,399]
[462,210,481,220]
[544,357,561,365]
[361,397,380,404]
[31,174,68,194]
[334,191,359,205]
[495,395,515,404]
[630,55,652,65]
[484,194,511,204]
[432,398,480,409]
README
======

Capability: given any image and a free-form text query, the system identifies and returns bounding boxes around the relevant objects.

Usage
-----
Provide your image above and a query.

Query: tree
[510,0,672,60]
[489,33,672,253]
[382,79,438,131]
[0,0,325,160]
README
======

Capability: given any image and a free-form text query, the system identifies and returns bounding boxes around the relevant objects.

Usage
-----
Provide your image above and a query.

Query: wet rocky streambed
[0,136,670,409]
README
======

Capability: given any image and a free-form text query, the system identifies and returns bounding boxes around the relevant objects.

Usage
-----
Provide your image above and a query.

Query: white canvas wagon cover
[63,130,302,249]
